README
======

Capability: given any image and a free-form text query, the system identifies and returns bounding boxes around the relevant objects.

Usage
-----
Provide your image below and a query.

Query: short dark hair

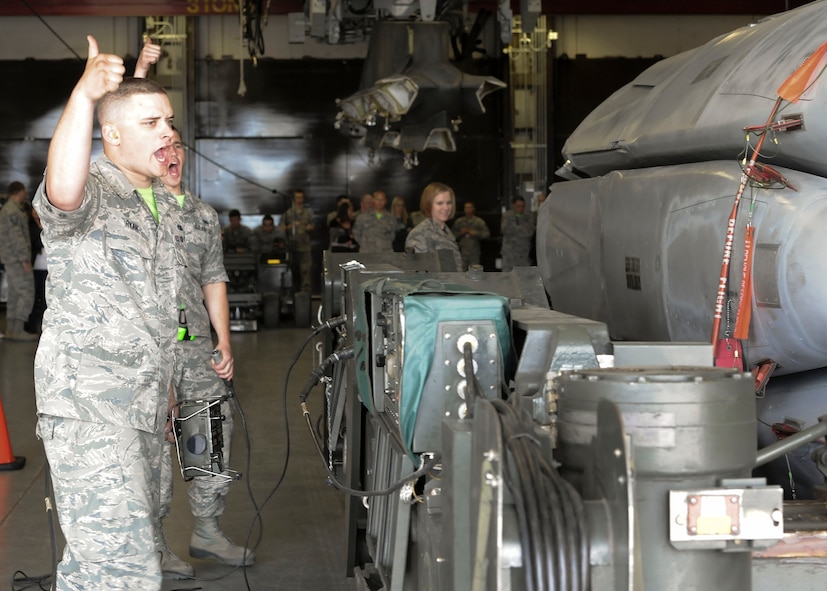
[512,196,526,204]
[229,209,241,218]
[336,201,351,221]
[7,181,25,197]
[97,77,168,124]
[262,214,274,223]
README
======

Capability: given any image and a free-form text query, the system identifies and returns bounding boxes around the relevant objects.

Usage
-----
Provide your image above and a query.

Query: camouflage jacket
[223,223,254,252]
[282,206,314,250]
[33,155,186,433]
[500,210,535,257]
[405,217,463,270]
[178,190,228,338]
[452,215,490,255]
[0,199,31,265]
[353,210,397,252]
[253,225,286,255]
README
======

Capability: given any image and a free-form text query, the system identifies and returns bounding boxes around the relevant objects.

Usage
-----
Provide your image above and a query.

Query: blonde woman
[404,182,462,269]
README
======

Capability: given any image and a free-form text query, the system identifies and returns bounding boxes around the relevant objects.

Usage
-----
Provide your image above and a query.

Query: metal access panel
[412,320,503,453]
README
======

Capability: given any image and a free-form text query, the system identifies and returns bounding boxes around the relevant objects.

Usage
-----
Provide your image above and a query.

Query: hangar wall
[0,11,768,288]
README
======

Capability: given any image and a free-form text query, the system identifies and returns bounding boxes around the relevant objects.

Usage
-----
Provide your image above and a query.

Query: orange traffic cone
[0,398,25,471]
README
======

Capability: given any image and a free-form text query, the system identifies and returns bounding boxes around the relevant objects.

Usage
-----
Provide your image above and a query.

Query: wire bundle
[491,398,589,591]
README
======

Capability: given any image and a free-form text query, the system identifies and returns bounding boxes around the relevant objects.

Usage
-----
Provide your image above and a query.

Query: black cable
[184,352,263,589]
[10,465,58,590]
[18,0,82,60]
[235,315,345,589]
[302,405,441,497]
[239,326,312,590]
[491,396,589,591]
[11,570,51,591]
[184,143,284,197]
[231,382,264,587]
[46,467,57,590]
[298,348,355,403]
[462,341,478,411]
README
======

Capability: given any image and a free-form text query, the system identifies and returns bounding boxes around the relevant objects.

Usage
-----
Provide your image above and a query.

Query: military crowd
[216,187,545,296]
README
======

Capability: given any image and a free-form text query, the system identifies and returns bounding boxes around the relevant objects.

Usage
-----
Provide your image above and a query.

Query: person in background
[0,181,37,341]
[25,205,47,334]
[33,36,184,589]
[353,189,396,253]
[281,188,314,293]
[500,196,535,272]
[452,201,490,270]
[253,213,287,260]
[158,125,254,576]
[405,182,462,269]
[353,192,373,221]
[329,200,358,252]
[410,207,426,227]
[391,196,413,252]
[222,209,254,253]
[136,41,253,576]
[326,194,350,225]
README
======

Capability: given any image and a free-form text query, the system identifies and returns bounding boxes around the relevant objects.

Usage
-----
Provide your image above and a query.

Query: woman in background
[405,182,462,269]
[329,200,359,252]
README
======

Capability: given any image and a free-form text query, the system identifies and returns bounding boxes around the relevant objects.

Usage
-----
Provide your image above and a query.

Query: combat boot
[190,516,255,566]
[158,522,194,579]
[5,319,37,342]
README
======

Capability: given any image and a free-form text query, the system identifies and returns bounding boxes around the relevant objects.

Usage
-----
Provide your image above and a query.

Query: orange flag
[777,41,827,103]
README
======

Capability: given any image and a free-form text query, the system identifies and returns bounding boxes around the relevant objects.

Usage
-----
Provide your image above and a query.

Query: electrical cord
[491,396,590,591]
[11,464,59,591]
[297,342,444,497]
[298,348,355,404]
[235,315,346,589]
[10,570,51,591]
[19,0,82,60]
[302,402,442,497]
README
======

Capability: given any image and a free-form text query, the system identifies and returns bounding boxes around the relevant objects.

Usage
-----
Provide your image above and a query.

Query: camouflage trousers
[500,246,531,273]
[459,242,482,271]
[38,415,165,591]
[4,262,35,322]
[296,248,312,293]
[161,338,235,519]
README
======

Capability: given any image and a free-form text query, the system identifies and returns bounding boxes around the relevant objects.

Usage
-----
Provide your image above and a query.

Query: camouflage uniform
[452,214,490,270]
[0,198,34,323]
[405,217,463,270]
[353,209,397,252]
[252,224,286,257]
[222,223,254,252]
[33,155,186,590]
[500,210,535,272]
[282,205,314,292]
[160,190,234,521]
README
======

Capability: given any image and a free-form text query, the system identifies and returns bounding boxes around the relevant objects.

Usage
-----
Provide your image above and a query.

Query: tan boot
[190,517,255,566]
[159,523,194,579]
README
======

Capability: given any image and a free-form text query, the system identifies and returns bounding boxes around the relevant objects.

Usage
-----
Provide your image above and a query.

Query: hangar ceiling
[0,0,812,17]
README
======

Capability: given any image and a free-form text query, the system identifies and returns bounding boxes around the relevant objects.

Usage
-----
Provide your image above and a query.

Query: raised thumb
[86,35,99,60]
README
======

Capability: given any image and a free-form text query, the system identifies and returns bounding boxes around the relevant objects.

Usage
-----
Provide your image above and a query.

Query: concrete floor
[0,308,356,591]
